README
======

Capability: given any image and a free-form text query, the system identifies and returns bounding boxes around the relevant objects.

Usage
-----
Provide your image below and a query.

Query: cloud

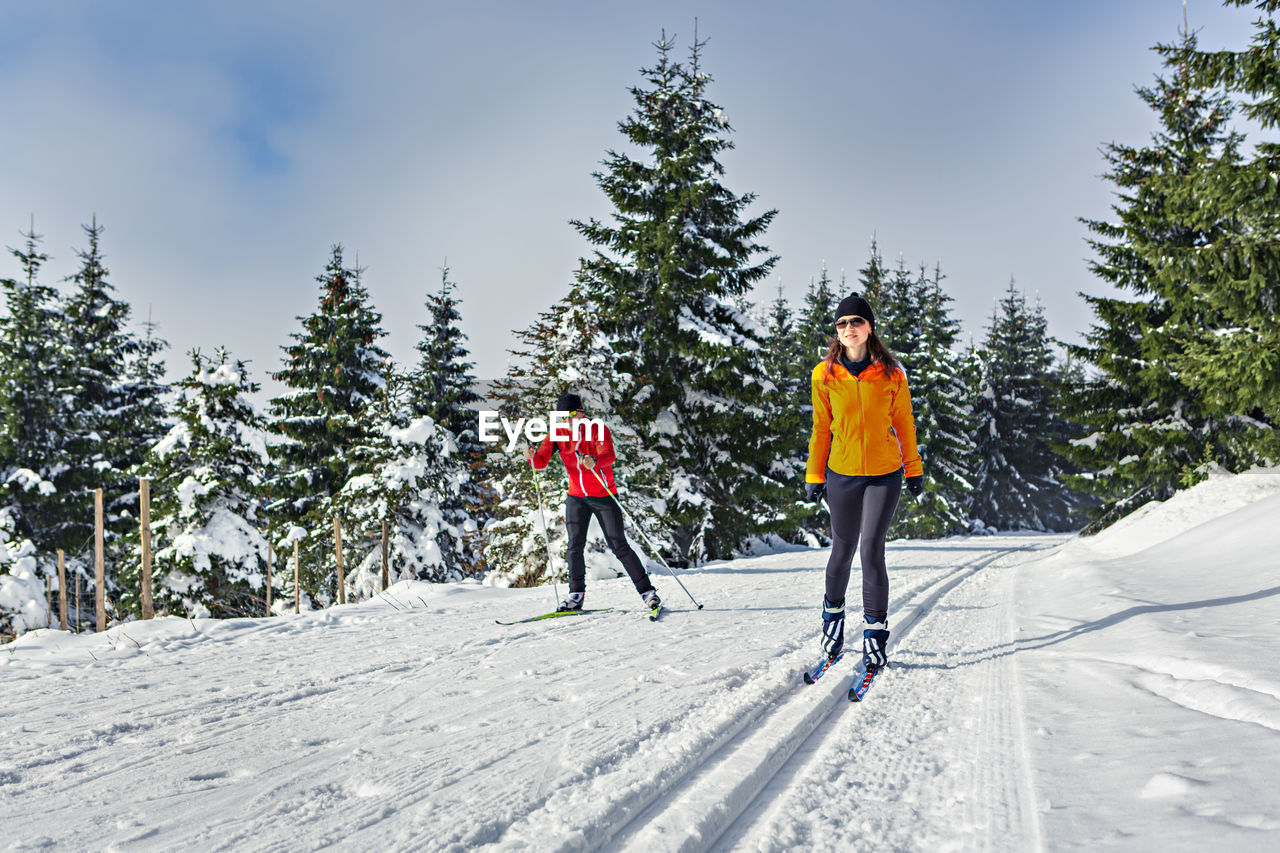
[0,0,1266,401]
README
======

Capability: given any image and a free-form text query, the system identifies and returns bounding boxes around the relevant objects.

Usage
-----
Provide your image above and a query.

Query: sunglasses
[835,317,868,330]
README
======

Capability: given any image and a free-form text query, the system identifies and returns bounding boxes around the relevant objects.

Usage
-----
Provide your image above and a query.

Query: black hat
[554,392,583,412]
[833,293,875,331]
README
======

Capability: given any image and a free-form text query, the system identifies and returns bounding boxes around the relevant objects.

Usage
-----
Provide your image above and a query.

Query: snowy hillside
[3,468,1279,852]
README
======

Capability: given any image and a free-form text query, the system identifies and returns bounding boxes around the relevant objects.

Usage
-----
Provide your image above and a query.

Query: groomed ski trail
[714,538,1057,853]
[507,535,1066,853]
[1,534,1066,853]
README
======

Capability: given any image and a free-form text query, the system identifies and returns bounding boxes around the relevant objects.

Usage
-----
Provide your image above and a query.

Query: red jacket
[530,423,619,498]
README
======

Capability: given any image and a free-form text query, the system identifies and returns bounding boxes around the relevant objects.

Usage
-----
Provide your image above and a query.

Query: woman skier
[805,293,923,676]
[524,393,661,616]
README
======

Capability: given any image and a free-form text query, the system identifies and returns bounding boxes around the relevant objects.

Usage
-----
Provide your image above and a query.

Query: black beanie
[833,293,875,331]
[554,392,583,412]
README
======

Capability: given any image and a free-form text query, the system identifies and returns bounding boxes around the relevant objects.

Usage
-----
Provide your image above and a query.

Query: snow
[1084,465,1280,557]
[2,468,1280,850]
[0,509,44,636]
[164,506,268,585]
[8,467,56,496]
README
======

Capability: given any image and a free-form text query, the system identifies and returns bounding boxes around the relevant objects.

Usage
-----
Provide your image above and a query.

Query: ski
[648,604,663,622]
[802,650,845,684]
[848,663,882,702]
[495,608,613,626]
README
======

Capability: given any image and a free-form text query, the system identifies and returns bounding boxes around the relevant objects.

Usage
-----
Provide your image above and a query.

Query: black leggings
[566,495,653,595]
[824,468,902,621]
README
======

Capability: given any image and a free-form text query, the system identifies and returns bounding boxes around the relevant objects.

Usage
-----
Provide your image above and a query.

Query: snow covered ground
[3,467,1279,852]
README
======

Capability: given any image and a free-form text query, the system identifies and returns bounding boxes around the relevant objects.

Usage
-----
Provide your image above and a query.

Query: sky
[0,1,1264,394]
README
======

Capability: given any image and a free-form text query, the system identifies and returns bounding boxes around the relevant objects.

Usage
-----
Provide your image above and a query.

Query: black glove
[805,481,826,503]
[906,475,924,499]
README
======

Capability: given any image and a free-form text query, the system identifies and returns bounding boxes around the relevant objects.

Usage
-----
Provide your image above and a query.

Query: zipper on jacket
[856,368,867,475]
[573,439,586,495]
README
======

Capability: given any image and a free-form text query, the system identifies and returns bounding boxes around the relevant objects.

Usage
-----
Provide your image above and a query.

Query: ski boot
[642,589,662,620]
[557,592,585,612]
[821,597,845,659]
[862,615,890,672]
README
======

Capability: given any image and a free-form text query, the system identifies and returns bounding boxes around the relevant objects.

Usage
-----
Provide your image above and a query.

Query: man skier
[524,393,661,616]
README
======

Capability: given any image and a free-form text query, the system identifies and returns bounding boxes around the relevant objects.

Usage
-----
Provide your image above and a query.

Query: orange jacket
[806,360,923,482]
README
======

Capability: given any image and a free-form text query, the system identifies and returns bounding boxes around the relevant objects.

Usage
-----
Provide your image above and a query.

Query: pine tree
[407,265,489,574]
[792,266,840,544]
[571,33,784,562]
[889,264,973,538]
[856,238,889,322]
[1064,26,1266,529]
[0,506,42,637]
[334,371,466,595]
[758,283,812,544]
[969,282,1078,531]
[268,246,390,602]
[136,348,272,618]
[1156,2,1280,440]
[59,218,151,554]
[119,314,172,488]
[0,225,68,553]
[797,264,837,365]
[871,254,923,351]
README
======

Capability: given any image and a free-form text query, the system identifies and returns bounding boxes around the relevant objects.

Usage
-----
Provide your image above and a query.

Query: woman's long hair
[822,330,903,381]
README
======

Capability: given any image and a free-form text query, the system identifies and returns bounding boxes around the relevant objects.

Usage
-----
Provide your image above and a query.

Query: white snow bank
[1017,466,1280,848]
[1083,465,1280,557]
[2,578,509,666]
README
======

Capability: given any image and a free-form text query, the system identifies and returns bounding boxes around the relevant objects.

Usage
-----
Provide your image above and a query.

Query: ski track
[604,536,1065,853]
[0,535,1067,852]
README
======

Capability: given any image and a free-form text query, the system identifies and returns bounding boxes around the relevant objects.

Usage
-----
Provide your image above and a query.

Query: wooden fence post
[263,540,271,614]
[293,540,300,614]
[45,576,52,629]
[381,520,389,591]
[95,488,106,632]
[57,550,67,631]
[334,517,345,605]
[139,478,154,619]
[75,571,81,633]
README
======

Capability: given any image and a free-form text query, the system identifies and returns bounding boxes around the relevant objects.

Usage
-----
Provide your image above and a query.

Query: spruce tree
[268,246,390,602]
[1157,2,1280,440]
[969,282,1078,531]
[571,33,783,562]
[120,314,172,487]
[758,283,812,544]
[0,507,41,637]
[1065,26,1265,529]
[798,265,837,365]
[59,218,151,553]
[334,371,466,594]
[889,264,973,538]
[0,225,68,552]
[871,254,924,351]
[136,348,272,618]
[792,266,840,544]
[407,265,489,573]
[855,238,889,323]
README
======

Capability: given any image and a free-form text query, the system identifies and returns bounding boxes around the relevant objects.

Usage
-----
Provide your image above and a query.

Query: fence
[1,481,399,642]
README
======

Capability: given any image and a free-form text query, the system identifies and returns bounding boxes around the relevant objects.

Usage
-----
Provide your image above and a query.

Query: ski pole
[528,460,560,608]
[584,463,703,610]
